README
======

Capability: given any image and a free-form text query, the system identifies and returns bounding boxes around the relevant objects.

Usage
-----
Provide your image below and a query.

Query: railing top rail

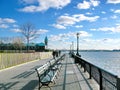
[74,54,119,78]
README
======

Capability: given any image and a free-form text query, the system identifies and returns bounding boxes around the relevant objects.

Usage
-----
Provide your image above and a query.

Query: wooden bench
[35,55,64,90]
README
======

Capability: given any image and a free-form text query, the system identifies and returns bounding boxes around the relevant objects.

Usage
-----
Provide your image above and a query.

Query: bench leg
[38,83,42,90]
[39,83,51,90]
[48,85,51,90]
[53,80,56,84]
[45,85,51,90]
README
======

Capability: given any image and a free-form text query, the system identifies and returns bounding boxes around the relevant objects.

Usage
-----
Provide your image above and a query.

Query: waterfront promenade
[0,54,99,90]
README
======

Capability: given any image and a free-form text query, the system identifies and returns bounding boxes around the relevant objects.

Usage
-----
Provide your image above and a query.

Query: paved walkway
[0,54,99,90]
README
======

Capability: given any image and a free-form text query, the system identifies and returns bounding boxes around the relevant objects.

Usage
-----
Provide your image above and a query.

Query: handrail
[75,55,117,77]
[72,54,120,90]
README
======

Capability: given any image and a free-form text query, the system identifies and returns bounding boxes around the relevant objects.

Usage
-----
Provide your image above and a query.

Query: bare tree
[20,22,38,52]
[12,37,24,52]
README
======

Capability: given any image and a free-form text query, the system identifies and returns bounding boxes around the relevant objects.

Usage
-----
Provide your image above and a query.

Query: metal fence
[0,52,52,70]
[73,54,120,90]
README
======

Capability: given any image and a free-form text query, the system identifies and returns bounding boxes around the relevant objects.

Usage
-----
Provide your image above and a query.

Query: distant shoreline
[62,50,120,52]
[80,50,120,52]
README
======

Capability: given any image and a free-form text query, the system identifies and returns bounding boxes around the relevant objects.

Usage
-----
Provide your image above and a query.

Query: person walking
[52,50,56,59]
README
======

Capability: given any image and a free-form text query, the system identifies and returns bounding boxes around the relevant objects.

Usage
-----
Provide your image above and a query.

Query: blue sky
[0,0,120,50]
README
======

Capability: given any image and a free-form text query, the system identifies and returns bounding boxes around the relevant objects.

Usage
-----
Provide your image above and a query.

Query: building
[35,43,45,51]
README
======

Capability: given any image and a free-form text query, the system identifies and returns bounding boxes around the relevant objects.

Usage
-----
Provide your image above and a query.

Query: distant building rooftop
[26,43,45,47]
[36,43,45,46]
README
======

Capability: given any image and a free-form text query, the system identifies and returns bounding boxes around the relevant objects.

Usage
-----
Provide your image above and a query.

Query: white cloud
[49,34,120,50]
[75,25,83,28]
[116,23,120,26]
[80,38,120,50]
[13,24,19,28]
[114,9,120,13]
[101,11,106,14]
[57,15,78,26]
[111,15,118,19]
[3,18,16,23]
[52,24,66,29]
[77,0,100,9]
[19,0,71,12]
[110,9,114,12]
[49,34,70,42]
[19,5,37,12]
[0,24,9,29]
[73,14,99,22]
[49,31,120,50]
[98,27,115,32]
[78,31,92,37]
[0,18,16,29]
[90,28,97,31]
[49,35,65,41]
[12,28,49,34]
[48,40,71,50]
[107,0,120,4]
[90,0,100,7]
[86,12,93,15]
[12,28,22,32]
[0,18,16,24]
[49,31,92,41]
[91,25,120,33]
[37,29,49,34]
[53,14,99,29]
[102,38,114,42]
[77,1,91,9]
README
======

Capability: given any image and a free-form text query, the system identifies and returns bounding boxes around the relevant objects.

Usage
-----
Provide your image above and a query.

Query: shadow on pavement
[11,71,35,79]
[21,80,38,90]
[0,81,19,90]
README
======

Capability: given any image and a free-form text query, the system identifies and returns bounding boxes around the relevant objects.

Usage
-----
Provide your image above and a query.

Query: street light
[76,33,79,56]
[70,44,72,53]
[74,32,81,64]
[72,41,74,53]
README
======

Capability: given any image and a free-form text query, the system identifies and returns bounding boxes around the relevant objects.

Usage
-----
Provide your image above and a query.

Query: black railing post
[83,62,86,72]
[75,56,78,63]
[117,78,120,90]
[89,64,92,79]
[99,69,102,90]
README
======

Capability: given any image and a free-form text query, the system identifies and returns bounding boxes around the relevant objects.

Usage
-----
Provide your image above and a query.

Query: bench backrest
[35,54,65,81]
[35,62,49,76]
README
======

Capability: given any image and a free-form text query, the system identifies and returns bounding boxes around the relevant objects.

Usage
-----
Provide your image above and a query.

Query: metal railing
[72,54,120,90]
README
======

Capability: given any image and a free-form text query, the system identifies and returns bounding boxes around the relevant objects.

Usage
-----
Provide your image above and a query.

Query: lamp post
[70,44,72,54]
[72,41,74,53]
[75,32,81,63]
[76,33,79,56]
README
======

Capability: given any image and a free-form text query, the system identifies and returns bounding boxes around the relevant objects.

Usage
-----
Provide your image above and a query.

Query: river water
[78,51,120,76]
